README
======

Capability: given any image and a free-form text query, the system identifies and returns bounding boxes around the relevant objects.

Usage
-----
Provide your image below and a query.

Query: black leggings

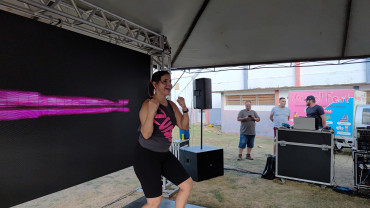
[133,143,190,198]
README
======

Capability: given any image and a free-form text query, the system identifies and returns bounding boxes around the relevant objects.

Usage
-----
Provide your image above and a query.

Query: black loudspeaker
[193,78,212,109]
[179,145,223,182]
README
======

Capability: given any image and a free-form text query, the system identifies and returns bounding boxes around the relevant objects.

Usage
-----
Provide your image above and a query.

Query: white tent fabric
[78,0,370,69]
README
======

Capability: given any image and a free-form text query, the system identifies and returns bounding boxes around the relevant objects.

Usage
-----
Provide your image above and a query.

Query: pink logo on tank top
[154,108,174,142]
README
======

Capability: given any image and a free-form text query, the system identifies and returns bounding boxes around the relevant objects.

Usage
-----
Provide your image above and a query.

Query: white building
[171,60,370,137]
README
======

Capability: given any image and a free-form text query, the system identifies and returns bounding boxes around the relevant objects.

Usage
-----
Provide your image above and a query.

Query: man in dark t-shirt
[305,95,327,128]
[237,100,260,161]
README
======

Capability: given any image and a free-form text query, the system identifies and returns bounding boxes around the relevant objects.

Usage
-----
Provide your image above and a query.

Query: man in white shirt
[270,97,290,155]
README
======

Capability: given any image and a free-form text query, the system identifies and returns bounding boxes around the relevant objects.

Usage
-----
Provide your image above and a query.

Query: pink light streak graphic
[0,90,129,121]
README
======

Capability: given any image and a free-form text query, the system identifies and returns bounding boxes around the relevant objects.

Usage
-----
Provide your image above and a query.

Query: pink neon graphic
[154,108,174,142]
[0,90,129,121]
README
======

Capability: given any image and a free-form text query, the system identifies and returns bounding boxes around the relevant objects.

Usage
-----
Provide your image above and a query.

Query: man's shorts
[238,134,256,149]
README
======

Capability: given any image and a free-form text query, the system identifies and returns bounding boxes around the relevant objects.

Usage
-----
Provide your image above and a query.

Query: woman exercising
[133,71,193,208]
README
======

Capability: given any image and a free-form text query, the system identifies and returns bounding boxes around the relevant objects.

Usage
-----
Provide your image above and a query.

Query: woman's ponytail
[148,81,155,97]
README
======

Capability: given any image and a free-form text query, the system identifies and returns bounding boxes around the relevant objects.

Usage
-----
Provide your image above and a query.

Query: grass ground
[15,124,370,208]
[173,125,370,208]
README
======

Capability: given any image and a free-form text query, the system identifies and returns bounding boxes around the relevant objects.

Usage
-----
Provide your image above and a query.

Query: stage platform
[123,196,206,208]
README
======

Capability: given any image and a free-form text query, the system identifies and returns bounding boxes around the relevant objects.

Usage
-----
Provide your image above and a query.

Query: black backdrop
[0,10,150,208]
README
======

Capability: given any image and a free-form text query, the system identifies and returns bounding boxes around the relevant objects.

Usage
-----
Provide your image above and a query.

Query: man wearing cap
[305,95,327,128]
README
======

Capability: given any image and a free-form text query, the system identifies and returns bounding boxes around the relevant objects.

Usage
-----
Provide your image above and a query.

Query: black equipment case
[276,128,334,186]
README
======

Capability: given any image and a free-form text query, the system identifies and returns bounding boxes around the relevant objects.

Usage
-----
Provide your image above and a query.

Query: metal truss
[0,0,171,71]
[152,52,171,72]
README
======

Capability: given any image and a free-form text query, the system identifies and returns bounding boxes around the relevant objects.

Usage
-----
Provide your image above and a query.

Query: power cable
[101,187,142,208]
[224,167,262,175]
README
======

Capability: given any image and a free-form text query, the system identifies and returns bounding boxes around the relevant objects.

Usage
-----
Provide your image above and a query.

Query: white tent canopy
[83,0,370,69]
[3,0,370,69]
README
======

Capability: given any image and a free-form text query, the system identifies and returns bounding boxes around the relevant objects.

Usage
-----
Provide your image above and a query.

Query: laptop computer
[294,117,316,130]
